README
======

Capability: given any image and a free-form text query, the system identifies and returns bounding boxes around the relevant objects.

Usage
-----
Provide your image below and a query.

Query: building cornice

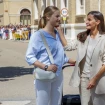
[9,14,20,16]
[6,0,31,2]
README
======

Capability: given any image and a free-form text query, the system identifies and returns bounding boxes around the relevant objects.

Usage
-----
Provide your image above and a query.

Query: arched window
[20,9,31,25]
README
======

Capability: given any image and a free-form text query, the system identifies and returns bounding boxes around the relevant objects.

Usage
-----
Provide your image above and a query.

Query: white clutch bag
[34,30,56,80]
[35,68,56,80]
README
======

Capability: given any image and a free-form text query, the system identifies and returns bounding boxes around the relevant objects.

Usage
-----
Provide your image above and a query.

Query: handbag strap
[39,30,54,64]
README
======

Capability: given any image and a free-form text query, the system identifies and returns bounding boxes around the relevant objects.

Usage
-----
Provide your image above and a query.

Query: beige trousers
[80,77,105,105]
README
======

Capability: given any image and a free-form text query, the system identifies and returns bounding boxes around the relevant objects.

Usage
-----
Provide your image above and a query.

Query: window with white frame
[76,0,85,15]
[80,0,83,5]
[64,0,67,7]
[61,0,68,9]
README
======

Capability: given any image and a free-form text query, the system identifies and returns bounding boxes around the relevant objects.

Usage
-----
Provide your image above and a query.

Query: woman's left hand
[87,77,97,89]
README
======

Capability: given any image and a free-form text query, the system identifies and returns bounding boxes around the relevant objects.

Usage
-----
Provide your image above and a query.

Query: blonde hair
[38,6,59,30]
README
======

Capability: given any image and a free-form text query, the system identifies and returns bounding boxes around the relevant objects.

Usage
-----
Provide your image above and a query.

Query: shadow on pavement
[0,67,34,81]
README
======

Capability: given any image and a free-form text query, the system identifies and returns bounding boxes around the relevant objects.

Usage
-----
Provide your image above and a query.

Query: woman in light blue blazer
[58,11,105,105]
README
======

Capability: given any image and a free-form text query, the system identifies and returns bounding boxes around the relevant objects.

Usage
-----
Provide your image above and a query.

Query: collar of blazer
[78,32,102,64]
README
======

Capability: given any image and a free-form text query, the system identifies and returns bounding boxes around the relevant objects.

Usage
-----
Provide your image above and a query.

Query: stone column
[101,0,105,18]
[68,0,76,24]
[47,0,50,6]
[38,0,41,20]
[57,0,61,9]
[4,0,10,25]
[31,0,34,25]
[85,0,98,13]
[90,0,98,11]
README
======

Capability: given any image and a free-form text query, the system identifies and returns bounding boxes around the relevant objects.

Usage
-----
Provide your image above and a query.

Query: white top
[82,36,98,77]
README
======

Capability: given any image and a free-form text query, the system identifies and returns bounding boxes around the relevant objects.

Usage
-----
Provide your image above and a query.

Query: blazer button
[90,64,92,67]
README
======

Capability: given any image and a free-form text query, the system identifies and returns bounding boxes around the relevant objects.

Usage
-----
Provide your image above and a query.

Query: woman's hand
[87,77,97,89]
[68,59,76,65]
[87,65,105,89]
[47,64,58,73]
[55,25,67,46]
[55,25,63,34]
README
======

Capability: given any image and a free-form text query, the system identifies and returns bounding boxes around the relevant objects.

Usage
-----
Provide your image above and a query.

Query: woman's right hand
[56,25,63,34]
[55,25,68,47]
[47,64,58,73]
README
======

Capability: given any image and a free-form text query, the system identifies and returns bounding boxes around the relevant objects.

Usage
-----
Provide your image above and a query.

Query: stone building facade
[0,0,105,26]
[0,0,33,25]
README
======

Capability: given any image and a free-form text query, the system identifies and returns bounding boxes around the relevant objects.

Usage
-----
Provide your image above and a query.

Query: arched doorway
[20,9,31,25]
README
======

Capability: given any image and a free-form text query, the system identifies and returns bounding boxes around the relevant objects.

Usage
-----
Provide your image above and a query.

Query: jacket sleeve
[64,40,78,51]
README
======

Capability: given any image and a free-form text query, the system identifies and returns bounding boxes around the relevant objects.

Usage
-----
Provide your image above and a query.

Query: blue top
[25,29,69,76]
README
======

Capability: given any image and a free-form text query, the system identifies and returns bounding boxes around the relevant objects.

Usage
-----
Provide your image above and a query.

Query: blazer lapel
[78,33,102,64]
[78,35,90,63]
[90,34,102,61]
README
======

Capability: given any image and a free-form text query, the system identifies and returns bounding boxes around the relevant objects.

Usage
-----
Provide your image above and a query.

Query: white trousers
[34,72,63,105]
[80,77,105,105]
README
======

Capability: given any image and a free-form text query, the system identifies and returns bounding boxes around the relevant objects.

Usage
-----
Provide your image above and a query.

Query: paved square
[0,40,79,105]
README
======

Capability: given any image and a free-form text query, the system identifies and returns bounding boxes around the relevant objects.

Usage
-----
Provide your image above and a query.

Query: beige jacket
[65,34,105,94]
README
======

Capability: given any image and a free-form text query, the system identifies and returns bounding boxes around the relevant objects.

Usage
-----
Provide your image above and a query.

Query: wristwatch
[44,65,48,71]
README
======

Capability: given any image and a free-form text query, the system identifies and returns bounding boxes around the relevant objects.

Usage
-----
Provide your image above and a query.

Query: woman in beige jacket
[58,11,105,105]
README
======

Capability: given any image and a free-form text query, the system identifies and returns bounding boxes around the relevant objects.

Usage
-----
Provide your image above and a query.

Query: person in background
[4,26,9,40]
[2,26,6,40]
[0,27,2,39]
[25,6,75,105]
[58,11,105,105]
[27,25,31,39]
[8,26,13,40]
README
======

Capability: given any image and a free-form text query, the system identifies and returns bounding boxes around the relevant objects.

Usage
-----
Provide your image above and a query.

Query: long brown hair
[38,6,59,30]
[78,11,105,43]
